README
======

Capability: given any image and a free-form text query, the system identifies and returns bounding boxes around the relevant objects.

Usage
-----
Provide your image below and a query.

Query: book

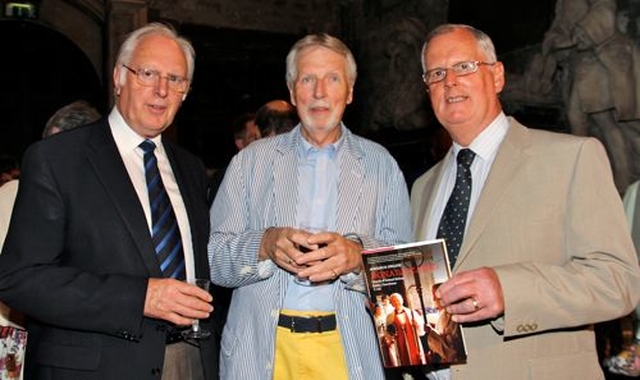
[362,238,467,368]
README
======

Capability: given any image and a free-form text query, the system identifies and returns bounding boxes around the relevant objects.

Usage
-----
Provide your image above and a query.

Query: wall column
[105,0,148,105]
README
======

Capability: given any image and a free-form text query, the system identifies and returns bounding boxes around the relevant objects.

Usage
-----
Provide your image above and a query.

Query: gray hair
[420,24,497,73]
[43,100,101,137]
[115,22,195,87]
[285,33,357,88]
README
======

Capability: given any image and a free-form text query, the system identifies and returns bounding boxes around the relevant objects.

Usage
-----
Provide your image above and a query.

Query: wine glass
[181,278,212,339]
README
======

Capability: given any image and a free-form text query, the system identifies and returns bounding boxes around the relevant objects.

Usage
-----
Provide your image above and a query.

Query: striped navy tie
[139,140,186,280]
[437,148,476,266]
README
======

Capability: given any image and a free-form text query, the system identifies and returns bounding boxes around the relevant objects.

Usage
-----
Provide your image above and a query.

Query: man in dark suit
[0,23,217,380]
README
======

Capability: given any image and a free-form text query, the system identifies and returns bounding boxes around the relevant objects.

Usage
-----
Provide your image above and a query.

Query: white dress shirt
[108,108,196,281]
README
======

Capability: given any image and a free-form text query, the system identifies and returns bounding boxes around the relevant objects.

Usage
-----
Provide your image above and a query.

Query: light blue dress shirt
[282,136,340,311]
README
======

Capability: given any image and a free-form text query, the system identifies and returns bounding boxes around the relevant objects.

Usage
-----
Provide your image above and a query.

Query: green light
[5,2,38,19]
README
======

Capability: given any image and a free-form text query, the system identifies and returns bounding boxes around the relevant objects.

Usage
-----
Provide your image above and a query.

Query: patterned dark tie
[139,140,186,280]
[437,149,476,266]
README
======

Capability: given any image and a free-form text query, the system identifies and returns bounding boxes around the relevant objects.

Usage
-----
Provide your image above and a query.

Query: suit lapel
[454,120,532,268]
[335,132,365,232]
[85,121,161,277]
[273,134,299,227]
[414,159,447,241]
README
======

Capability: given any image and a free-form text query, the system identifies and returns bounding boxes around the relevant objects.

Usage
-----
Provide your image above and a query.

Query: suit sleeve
[0,143,147,338]
[495,138,640,336]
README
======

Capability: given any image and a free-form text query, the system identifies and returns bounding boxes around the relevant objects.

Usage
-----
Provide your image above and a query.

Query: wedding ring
[472,298,479,311]
[331,268,339,278]
[287,258,293,265]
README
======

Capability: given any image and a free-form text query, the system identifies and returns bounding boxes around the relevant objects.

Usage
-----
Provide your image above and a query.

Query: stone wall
[39,0,105,82]
[147,0,341,35]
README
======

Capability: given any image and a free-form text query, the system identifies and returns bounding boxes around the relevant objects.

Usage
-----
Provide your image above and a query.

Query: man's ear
[113,66,121,96]
[288,83,297,107]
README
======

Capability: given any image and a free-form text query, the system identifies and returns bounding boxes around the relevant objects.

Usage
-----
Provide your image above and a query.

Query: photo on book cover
[363,239,467,369]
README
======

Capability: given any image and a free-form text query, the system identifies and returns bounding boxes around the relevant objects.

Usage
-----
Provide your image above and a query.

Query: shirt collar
[297,124,345,160]
[451,112,509,162]
[108,107,164,153]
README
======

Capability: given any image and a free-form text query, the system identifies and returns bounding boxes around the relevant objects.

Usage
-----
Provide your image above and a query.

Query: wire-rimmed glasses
[122,64,189,93]
[422,60,495,86]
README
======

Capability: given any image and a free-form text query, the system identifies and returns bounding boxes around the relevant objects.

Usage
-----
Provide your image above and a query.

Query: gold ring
[472,298,479,310]
[287,258,293,265]
[331,268,339,278]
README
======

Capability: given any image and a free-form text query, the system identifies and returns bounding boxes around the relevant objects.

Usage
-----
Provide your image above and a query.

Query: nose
[154,77,169,97]
[443,69,457,88]
[314,78,327,98]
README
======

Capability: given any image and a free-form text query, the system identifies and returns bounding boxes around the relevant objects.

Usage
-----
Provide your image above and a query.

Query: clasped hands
[260,227,363,284]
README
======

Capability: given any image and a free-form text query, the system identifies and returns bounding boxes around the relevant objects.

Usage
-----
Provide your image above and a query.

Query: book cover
[363,239,467,368]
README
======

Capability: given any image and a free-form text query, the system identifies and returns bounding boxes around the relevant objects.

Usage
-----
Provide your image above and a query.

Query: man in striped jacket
[208,33,412,380]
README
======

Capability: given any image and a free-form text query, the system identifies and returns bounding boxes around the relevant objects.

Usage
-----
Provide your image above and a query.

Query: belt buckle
[315,317,323,333]
[166,330,185,345]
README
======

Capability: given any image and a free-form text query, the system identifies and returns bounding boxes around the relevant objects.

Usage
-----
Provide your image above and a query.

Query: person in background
[603,179,640,376]
[411,23,640,379]
[0,99,101,380]
[233,112,260,151]
[41,100,101,138]
[208,33,412,380]
[207,112,260,207]
[0,22,218,380]
[254,99,298,137]
[1,99,101,247]
[0,155,20,187]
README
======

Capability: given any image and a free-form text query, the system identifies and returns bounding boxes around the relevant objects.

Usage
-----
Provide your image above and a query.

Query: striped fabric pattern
[140,139,185,280]
[208,125,413,380]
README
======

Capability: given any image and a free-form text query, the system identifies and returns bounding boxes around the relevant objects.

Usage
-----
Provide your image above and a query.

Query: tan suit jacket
[411,117,640,379]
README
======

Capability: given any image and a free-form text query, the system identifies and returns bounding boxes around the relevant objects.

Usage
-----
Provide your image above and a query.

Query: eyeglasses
[422,61,495,86]
[122,64,189,93]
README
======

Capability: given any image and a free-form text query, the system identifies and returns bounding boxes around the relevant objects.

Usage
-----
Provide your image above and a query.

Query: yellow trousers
[274,310,349,380]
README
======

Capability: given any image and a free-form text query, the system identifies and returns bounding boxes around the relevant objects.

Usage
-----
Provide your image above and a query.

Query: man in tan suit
[411,23,640,379]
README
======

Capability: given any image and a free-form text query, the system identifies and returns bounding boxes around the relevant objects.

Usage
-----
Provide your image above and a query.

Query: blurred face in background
[235,120,261,150]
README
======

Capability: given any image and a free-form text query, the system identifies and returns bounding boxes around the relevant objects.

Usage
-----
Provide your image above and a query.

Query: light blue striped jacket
[208,124,412,380]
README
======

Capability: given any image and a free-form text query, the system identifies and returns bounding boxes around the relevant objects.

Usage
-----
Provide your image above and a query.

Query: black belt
[166,329,186,345]
[278,314,337,333]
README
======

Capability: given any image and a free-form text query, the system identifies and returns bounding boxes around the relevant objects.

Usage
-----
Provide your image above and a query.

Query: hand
[259,226,318,267]
[434,267,504,323]
[144,278,213,326]
[259,227,363,283]
[297,233,363,283]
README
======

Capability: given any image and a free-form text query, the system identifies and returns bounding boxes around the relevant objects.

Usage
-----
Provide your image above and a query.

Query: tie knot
[457,149,475,169]
[139,139,156,154]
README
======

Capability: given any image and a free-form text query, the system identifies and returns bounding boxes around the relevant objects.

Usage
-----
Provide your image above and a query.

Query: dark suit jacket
[0,119,218,380]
